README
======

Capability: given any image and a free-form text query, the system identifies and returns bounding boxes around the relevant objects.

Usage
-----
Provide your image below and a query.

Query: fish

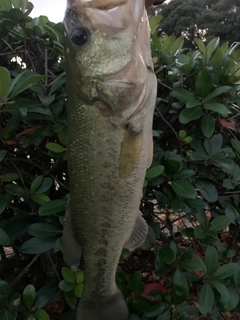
[62,0,157,319]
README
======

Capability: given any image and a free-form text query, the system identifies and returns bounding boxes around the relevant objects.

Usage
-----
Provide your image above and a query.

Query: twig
[157,79,172,91]
[11,160,29,196]
[155,107,182,153]
[47,252,61,281]
[5,158,45,172]
[11,253,41,287]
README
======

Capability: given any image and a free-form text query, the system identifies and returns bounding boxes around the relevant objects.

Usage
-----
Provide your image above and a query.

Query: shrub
[0,1,239,319]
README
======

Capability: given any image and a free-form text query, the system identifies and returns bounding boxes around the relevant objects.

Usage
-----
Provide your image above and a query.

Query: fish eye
[71,28,89,47]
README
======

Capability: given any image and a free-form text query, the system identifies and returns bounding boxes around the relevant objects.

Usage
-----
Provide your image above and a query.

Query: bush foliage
[0,1,240,320]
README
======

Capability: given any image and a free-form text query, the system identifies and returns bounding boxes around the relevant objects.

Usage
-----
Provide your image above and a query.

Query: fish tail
[77,292,128,320]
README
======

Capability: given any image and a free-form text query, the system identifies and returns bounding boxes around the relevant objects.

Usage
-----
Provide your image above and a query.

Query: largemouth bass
[63,0,157,319]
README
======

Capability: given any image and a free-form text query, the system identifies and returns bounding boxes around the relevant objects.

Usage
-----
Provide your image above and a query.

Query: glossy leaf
[212,263,239,279]
[62,267,75,284]
[0,67,10,101]
[209,216,230,232]
[170,88,195,104]
[199,283,214,314]
[201,115,215,138]
[0,150,7,162]
[204,246,218,274]
[23,285,36,309]
[5,183,25,196]
[196,69,212,98]
[149,15,162,34]
[27,223,61,237]
[171,180,197,199]
[33,309,50,320]
[204,103,228,117]
[30,176,43,194]
[146,165,164,179]
[31,194,50,205]
[19,237,56,254]
[0,227,10,246]
[179,106,203,124]
[46,142,65,153]
[38,199,66,216]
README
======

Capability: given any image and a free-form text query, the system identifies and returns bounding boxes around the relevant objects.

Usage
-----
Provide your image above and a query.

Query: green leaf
[186,199,206,209]
[196,68,212,98]
[157,309,171,320]
[170,88,195,104]
[199,283,214,314]
[172,170,195,179]
[74,283,84,297]
[5,183,25,196]
[225,206,239,224]
[171,37,184,55]
[172,269,189,304]
[230,138,240,154]
[74,270,84,284]
[204,246,219,274]
[171,180,197,199]
[210,133,223,155]
[204,103,228,117]
[190,151,210,161]
[46,142,65,153]
[1,173,19,182]
[206,37,220,61]
[194,226,206,239]
[35,178,53,194]
[129,271,145,295]
[186,98,201,108]
[23,284,36,309]
[31,194,50,205]
[192,254,207,274]
[0,150,7,162]
[179,130,186,139]
[38,199,66,216]
[9,74,43,98]
[62,267,75,284]
[0,67,10,101]
[196,212,209,230]
[59,280,74,292]
[196,180,218,203]
[164,157,181,176]
[0,197,8,214]
[159,247,175,264]
[204,86,232,102]
[212,263,239,280]
[201,115,215,138]
[146,165,164,179]
[179,106,203,124]
[30,176,43,194]
[27,223,61,237]
[209,216,230,232]
[211,281,229,301]
[194,38,206,55]
[149,15,162,34]
[0,228,11,246]
[19,237,56,254]
[221,287,239,311]
[64,290,78,310]
[33,309,50,320]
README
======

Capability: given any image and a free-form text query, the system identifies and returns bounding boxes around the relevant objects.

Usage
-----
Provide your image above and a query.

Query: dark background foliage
[0,1,240,320]
[156,0,240,48]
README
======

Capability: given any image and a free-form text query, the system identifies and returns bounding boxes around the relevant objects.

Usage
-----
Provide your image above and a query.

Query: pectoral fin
[62,203,82,270]
[124,213,148,251]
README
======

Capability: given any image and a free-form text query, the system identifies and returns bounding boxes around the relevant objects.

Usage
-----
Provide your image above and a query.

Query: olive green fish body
[63,1,157,319]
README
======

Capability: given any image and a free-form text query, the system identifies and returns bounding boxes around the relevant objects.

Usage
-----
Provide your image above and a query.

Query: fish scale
[63,0,157,319]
